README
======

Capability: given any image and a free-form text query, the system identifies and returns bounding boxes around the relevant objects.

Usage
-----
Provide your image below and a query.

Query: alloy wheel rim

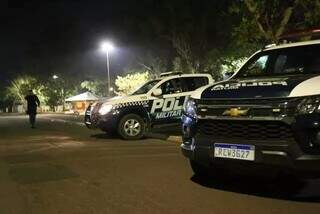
[123,119,141,136]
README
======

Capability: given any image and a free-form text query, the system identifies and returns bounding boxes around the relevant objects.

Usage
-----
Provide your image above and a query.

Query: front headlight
[98,103,113,115]
[183,98,197,118]
[297,97,320,114]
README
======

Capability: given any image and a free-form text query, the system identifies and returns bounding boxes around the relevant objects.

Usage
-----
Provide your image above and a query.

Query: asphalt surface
[0,114,320,214]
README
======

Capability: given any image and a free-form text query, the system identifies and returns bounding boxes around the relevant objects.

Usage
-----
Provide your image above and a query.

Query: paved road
[0,114,320,214]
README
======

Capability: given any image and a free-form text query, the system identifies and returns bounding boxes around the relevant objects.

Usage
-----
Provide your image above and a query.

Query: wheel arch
[116,106,151,127]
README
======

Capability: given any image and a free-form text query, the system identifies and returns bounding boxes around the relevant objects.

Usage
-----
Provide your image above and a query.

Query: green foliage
[80,80,107,97]
[115,71,150,95]
[220,58,248,76]
[6,75,45,104]
[5,74,80,111]
[231,0,320,43]
[41,75,80,110]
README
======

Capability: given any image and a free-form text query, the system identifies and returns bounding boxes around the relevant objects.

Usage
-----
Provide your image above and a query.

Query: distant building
[65,92,100,115]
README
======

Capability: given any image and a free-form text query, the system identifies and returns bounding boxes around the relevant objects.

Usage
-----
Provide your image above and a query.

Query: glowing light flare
[100,41,114,53]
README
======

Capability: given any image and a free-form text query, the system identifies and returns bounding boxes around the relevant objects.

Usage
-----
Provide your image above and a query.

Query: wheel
[117,114,146,140]
[190,160,210,177]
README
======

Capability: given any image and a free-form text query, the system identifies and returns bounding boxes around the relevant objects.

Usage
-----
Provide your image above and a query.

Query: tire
[190,160,210,177]
[117,114,146,140]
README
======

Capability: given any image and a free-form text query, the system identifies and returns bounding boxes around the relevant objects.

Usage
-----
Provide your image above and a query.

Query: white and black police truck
[181,30,320,177]
[85,72,214,140]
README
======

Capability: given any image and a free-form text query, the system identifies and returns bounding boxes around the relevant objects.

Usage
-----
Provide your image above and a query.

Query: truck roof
[265,39,320,51]
[157,73,213,81]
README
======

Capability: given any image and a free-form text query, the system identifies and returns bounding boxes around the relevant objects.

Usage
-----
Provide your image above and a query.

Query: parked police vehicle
[181,30,320,177]
[85,72,214,139]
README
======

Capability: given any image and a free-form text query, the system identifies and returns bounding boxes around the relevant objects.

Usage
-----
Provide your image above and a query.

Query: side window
[274,55,288,74]
[273,49,308,74]
[182,77,209,91]
[160,78,183,95]
[273,52,304,74]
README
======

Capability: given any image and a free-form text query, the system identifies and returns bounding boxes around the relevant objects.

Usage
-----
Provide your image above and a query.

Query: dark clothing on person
[25,95,40,114]
[29,113,36,127]
[25,94,40,128]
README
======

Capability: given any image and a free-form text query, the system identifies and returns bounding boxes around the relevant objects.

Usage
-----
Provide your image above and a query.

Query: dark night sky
[0,0,166,86]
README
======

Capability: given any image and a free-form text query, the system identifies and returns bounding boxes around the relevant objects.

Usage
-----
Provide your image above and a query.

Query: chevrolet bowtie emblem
[223,108,249,117]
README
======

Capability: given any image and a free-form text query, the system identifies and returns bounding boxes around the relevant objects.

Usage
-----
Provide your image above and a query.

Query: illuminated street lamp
[100,41,115,96]
[52,74,59,79]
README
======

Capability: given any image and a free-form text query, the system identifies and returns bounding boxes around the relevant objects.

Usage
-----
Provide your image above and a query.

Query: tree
[123,0,236,76]
[6,75,45,105]
[41,75,77,111]
[135,53,167,79]
[115,71,150,95]
[231,0,320,43]
[80,80,107,97]
[0,89,7,112]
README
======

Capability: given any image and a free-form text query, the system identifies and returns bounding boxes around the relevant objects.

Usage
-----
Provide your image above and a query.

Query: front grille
[198,120,294,141]
[200,107,295,117]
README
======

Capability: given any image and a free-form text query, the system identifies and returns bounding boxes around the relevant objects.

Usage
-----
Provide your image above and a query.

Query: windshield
[235,44,320,78]
[131,79,161,95]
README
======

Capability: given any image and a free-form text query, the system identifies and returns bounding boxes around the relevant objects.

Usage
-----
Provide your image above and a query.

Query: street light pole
[100,41,114,97]
[106,50,111,96]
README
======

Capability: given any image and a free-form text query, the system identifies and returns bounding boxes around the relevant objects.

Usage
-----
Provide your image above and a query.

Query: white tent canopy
[65,92,100,102]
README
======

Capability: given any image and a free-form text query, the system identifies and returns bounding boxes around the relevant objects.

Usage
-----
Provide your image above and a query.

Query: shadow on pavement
[91,132,172,141]
[9,163,78,184]
[90,133,119,140]
[191,173,320,203]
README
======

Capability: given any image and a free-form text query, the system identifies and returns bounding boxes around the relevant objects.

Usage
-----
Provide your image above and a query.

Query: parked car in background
[85,72,214,139]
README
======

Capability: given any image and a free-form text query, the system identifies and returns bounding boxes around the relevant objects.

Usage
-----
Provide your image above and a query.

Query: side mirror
[152,88,162,96]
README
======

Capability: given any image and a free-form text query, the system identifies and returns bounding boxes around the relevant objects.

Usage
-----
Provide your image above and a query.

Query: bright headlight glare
[184,98,197,118]
[98,104,113,115]
[298,97,320,114]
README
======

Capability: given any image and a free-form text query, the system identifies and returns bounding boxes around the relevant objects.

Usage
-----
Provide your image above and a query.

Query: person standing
[25,90,40,128]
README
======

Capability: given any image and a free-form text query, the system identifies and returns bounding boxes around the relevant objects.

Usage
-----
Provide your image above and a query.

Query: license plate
[214,143,255,161]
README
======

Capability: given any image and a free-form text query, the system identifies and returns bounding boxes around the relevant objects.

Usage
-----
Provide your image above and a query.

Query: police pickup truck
[85,72,213,139]
[181,35,320,177]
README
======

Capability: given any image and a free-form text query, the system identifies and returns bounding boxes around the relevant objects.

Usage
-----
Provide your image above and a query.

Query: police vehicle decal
[150,96,186,119]
[200,75,319,99]
[114,100,149,109]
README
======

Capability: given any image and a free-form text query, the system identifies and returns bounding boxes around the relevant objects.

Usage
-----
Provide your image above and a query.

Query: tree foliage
[5,74,80,111]
[231,0,320,43]
[126,0,237,78]
[6,75,45,105]
[42,77,72,110]
[115,71,150,95]
[80,80,107,97]
[135,53,167,79]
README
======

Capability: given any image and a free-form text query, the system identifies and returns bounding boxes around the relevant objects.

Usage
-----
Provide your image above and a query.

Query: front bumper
[84,107,119,132]
[181,138,320,176]
[181,114,320,177]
